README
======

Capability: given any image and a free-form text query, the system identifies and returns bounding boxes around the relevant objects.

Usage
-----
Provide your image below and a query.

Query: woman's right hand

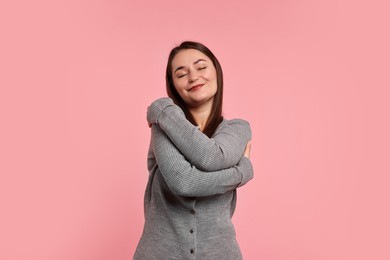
[244,141,251,159]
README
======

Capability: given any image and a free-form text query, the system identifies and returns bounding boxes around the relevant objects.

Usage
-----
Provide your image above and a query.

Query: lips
[189,84,204,91]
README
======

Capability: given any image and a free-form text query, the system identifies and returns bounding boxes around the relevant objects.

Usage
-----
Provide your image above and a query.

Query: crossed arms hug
[147,97,254,197]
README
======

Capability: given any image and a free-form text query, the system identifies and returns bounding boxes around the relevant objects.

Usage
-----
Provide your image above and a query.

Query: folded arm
[152,125,253,197]
[147,97,252,172]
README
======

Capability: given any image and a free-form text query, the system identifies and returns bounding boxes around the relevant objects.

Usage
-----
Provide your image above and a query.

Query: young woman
[134,41,253,260]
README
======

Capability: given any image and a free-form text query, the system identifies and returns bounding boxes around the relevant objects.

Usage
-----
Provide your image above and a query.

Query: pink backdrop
[1,0,389,259]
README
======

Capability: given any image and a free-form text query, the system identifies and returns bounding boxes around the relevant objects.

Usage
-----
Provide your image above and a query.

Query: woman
[134,41,253,260]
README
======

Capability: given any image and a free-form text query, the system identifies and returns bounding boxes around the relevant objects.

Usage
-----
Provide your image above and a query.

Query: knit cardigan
[134,98,254,260]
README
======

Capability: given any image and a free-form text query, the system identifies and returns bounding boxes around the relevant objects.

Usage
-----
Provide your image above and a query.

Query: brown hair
[166,41,224,138]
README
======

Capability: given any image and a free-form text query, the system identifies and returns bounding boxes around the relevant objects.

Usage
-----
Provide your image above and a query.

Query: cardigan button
[190,249,194,254]
[190,229,194,233]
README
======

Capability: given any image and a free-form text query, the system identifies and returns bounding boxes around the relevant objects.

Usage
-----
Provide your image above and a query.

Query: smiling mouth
[189,84,204,91]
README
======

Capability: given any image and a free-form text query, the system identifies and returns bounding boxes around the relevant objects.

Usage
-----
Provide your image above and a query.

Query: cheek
[205,69,217,82]
[207,71,217,86]
[173,80,186,93]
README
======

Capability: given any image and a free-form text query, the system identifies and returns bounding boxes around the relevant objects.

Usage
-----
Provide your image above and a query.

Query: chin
[189,96,215,107]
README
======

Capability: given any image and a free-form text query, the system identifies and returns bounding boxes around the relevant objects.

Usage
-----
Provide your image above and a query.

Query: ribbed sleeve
[152,125,253,197]
[147,97,252,171]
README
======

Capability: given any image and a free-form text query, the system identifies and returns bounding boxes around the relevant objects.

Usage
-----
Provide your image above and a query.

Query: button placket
[189,208,197,256]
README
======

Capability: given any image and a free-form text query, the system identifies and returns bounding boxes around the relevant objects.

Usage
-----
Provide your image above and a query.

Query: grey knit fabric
[134,98,254,260]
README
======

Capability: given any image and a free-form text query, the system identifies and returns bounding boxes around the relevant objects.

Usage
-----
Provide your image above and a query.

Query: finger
[244,142,252,158]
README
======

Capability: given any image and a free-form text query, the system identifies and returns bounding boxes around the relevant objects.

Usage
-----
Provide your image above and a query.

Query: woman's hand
[244,141,251,159]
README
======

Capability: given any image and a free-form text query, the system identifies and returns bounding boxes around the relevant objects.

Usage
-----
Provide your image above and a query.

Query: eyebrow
[174,59,207,73]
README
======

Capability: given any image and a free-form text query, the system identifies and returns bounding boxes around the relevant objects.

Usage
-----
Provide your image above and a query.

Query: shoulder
[226,118,250,127]
[215,118,252,136]
[151,124,169,142]
[221,118,251,129]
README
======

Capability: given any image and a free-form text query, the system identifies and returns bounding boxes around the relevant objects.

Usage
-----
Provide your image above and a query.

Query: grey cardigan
[134,98,254,260]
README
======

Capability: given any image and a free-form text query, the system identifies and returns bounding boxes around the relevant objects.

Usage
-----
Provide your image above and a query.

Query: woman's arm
[152,125,253,197]
[147,97,252,171]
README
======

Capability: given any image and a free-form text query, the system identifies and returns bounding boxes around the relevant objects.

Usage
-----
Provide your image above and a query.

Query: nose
[188,69,199,83]
[188,71,199,83]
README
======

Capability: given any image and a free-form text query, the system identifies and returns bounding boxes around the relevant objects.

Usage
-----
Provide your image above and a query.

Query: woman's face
[171,49,218,108]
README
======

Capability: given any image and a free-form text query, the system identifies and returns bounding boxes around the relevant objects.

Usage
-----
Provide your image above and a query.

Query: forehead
[172,49,210,68]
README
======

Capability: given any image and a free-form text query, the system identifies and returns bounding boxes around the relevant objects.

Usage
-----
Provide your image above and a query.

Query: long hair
[166,41,224,138]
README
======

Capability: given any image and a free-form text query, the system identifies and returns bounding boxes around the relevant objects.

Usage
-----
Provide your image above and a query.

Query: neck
[188,99,213,131]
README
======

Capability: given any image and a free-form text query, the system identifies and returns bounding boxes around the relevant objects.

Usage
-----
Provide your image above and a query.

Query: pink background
[1,0,389,259]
